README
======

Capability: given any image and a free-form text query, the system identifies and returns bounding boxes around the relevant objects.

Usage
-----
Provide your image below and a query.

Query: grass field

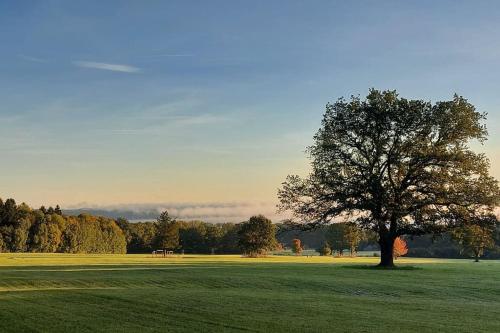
[0,254,499,332]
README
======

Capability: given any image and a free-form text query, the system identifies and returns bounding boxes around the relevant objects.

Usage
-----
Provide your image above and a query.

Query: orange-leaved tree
[393,237,408,259]
[291,238,303,255]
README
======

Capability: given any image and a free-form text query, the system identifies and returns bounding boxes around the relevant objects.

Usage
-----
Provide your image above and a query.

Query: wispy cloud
[133,98,203,120]
[106,114,229,135]
[108,129,148,135]
[171,114,227,126]
[73,61,141,73]
[19,54,47,63]
[147,53,194,58]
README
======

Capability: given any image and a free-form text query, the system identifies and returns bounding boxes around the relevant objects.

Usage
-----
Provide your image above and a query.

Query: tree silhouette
[279,89,499,267]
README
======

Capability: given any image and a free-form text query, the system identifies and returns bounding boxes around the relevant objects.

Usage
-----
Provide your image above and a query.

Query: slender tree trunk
[378,235,395,267]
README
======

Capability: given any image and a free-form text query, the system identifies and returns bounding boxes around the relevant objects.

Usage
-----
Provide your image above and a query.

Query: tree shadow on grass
[340,265,422,271]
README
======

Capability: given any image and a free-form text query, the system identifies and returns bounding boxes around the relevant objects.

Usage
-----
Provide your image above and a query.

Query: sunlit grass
[0,252,467,267]
[0,253,498,332]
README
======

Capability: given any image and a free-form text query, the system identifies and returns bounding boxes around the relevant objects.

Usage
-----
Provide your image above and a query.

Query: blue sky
[1,1,499,219]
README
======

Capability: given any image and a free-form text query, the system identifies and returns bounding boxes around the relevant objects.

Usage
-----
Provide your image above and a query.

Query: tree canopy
[238,215,277,257]
[278,89,500,267]
[0,198,126,254]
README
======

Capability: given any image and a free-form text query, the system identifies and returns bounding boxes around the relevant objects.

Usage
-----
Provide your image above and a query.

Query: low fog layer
[64,202,285,223]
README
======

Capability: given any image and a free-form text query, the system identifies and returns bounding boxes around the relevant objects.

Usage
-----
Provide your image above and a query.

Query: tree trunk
[378,235,395,267]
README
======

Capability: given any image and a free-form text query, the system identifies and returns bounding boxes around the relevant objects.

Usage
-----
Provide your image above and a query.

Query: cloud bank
[64,202,286,223]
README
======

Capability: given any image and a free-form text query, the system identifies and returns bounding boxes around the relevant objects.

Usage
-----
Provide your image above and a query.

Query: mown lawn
[0,254,498,332]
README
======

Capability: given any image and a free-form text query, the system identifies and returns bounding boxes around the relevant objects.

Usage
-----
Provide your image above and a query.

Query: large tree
[238,215,277,257]
[278,89,500,267]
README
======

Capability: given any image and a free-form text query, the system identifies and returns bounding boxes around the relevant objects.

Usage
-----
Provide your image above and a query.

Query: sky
[1,1,499,221]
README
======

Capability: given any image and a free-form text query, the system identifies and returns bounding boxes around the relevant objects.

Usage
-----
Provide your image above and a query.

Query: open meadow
[0,254,498,332]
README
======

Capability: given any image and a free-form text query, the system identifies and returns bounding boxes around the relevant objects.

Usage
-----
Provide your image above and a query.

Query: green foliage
[279,89,500,266]
[126,221,157,253]
[0,198,126,254]
[179,221,209,253]
[326,222,361,256]
[217,223,241,253]
[155,211,180,250]
[115,218,132,244]
[451,214,498,262]
[0,233,6,252]
[30,212,63,252]
[317,241,332,256]
[113,218,242,254]
[61,214,126,254]
[238,215,277,257]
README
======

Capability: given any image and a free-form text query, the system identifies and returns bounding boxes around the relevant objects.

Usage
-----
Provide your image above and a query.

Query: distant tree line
[117,208,500,261]
[118,213,278,257]
[277,221,500,260]
[2,197,498,260]
[0,198,277,256]
[117,213,241,254]
[277,223,377,256]
[404,226,500,260]
[117,213,377,257]
[0,198,126,253]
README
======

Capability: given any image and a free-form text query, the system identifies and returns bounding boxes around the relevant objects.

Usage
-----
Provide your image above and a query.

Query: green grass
[0,254,498,332]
